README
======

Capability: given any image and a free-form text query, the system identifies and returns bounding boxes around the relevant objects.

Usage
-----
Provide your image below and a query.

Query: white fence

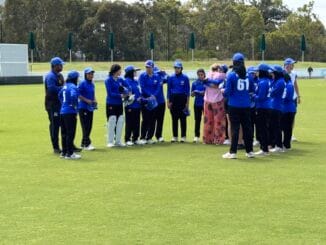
[0,44,28,77]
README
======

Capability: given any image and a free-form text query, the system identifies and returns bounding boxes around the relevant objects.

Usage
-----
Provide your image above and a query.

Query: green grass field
[29,60,326,73]
[1,79,326,244]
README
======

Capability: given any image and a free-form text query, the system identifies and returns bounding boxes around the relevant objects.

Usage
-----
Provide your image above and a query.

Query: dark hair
[197,68,205,75]
[233,60,246,79]
[124,70,135,79]
[284,73,291,83]
[109,64,121,76]
[258,70,270,79]
[274,71,284,80]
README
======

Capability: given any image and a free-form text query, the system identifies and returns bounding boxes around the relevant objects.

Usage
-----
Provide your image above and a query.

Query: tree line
[1,0,325,62]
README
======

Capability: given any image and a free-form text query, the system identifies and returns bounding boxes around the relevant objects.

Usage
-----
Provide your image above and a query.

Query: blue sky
[283,0,326,26]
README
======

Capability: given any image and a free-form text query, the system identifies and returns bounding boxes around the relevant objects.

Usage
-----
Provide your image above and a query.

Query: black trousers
[125,107,141,142]
[79,109,93,147]
[250,108,258,142]
[106,104,123,119]
[46,105,61,150]
[154,103,166,140]
[269,109,283,148]
[140,106,156,140]
[61,113,77,156]
[281,112,296,149]
[228,106,253,154]
[256,108,271,152]
[194,105,203,137]
[170,94,187,138]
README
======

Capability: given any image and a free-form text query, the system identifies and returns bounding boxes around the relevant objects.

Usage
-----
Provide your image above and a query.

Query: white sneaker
[65,153,81,160]
[83,144,95,151]
[147,139,156,144]
[223,139,231,145]
[222,152,237,159]
[134,140,144,145]
[270,147,284,153]
[245,152,255,158]
[254,150,269,156]
[193,137,199,143]
[140,139,147,144]
[126,141,134,146]
[253,140,260,147]
[157,137,164,143]
[106,143,115,148]
[115,142,126,147]
[171,137,178,143]
[180,137,186,143]
[291,136,297,142]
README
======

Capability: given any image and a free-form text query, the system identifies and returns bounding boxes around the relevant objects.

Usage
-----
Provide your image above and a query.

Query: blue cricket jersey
[59,82,79,114]
[105,75,128,105]
[167,73,190,99]
[45,71,63,107]
[282,82,296,113]
[125,77,142,109]
[255,78,272,109]
[224,72,253,108]
[138,72,163,103]
[191,79,205,107]
[270,78,285,111]
[248,73,258,108]
[78,79,95,111]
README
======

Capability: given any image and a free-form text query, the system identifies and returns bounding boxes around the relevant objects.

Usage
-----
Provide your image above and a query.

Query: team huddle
[44,53,299,160]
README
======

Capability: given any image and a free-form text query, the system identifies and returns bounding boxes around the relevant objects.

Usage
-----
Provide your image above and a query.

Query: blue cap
[232,52,245,62]
[247,66,258,74]
[84,67,95,74]
[220,64,228,73]
[125,65,140,73]
[153,66,161,73]
[284,58,297,65]
[258,63,273,72]
[145,97,158,111]
[273,65,284,73]
[183,108,190,116]
[145,60,154,68]
[50,57,64,66]
[67,70,79,80]
[174,60,183,68]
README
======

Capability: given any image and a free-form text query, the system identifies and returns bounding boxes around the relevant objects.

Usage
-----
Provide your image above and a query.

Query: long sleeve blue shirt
[167,73,190,100]
[255,78,272,109]
[45,71,63,106]
[224,72,253,108]
[59,83,79,114]
[45,71,62,94]
[270,78,285,111]
[282,82,296,113]
[125,77,142,109]
[78,79,95,111]
[105,76,127,105]
[138,72,163,103]
[191,79,205,107]
[248,74,258,108]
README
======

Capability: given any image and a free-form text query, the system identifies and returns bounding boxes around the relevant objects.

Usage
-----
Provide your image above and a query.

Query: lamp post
[0,13,3,43]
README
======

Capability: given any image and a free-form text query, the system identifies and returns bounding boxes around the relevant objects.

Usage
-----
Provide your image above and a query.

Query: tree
[249,0,290,31]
